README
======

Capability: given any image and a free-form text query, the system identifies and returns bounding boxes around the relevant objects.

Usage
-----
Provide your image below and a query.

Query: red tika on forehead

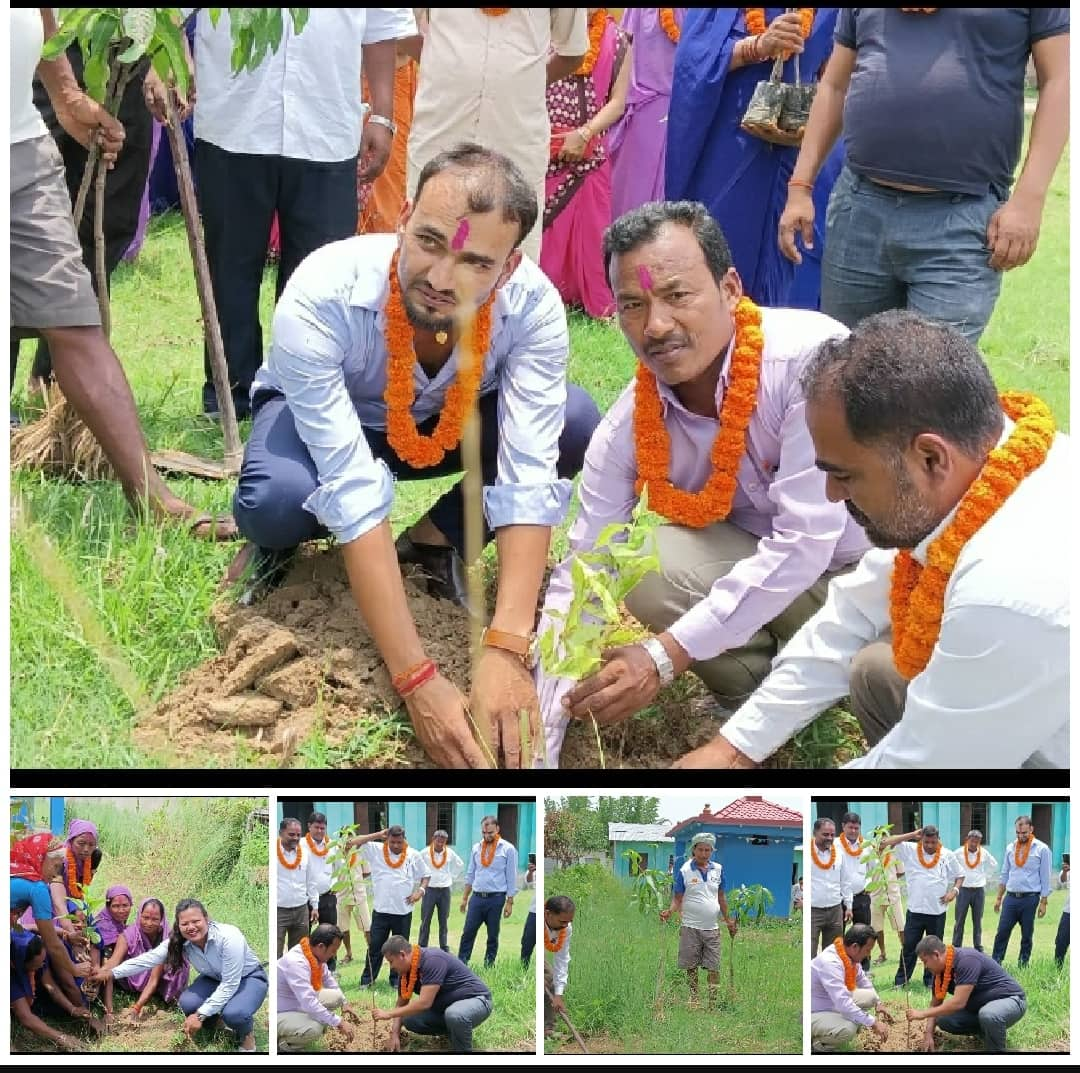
[451,218,470,251]
[637,264,654,291]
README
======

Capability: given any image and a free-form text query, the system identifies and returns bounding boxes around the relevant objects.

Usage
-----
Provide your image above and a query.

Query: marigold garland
[575,9,608,76]
[398,944,423,999]
[809,840,836,871]
[305,834,329,858]
[963,846,982,870]
[932,945,955,1002]
[384,840,409,869]
[277,839,302,870]
[634,296,763,528]
[428,844,447,869]
[65,849,91,899]
[1014,838,1032,869]
[744,8,814,59]
[917,842,942,869]
[544,925,568,953]
[840,836,863,858]
[300,936,324,992]
[659,8,681,44]
[480,7,509,14]
[832,937,857,991]
[383,249,494,469]
[480,838,500,868]
[889,393,1055,679]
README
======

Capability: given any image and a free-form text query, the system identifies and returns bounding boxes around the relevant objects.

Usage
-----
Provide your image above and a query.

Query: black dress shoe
[395,531,472,610]
[228,543,297,607]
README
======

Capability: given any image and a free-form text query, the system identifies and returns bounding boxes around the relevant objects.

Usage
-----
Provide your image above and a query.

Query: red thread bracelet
[396,660,437,698]
[788,179,815,190]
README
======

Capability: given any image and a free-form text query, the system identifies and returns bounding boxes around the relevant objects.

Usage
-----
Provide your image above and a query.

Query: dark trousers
[896,910,946,988]
[418,886,452,952]
[1055,909,1070,967]
[234,383,601,557]
[360,910,413,989]
[277,902,310,959]
[194,140,358,416]
[458,892,506,967]
[178,968,268,1042]
[318,890,338,970]
[810,903,843,957]
[521,909,536,967]
[851,890,872,969]
[992,892,1039,967]
[952,886,987,950]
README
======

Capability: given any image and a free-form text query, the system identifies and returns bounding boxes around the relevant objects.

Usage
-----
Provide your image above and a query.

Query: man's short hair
[433,829,449,840]
[481,815,500,828]
[414,142,538,249]
[387,825,406,838]
[967,830,984,841]
[308,811,327,826]
[602,200,734,290]
[916,935,948,958]
[1015,815,1033,826]
[546,895,575,915]
[382,935,412,958]
[922,825,940,838]
[309,924,343,948]
[813,818,836,833]
[279,817,301,833]
[843,924,877,949]
[841,812,861,826]
[801,310,1004,460]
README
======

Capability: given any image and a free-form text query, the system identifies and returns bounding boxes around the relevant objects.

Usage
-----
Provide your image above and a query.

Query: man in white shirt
[674,310,1070,770]
[659,833,737,1009]
[418,829,464,953]
[543,895,574,1036]
[810,924,889,1053]
[880,825,963,989]
[304,812,336,968]
[192,8,416,418]
[991,814,1053,968]
[345,825,428,990]
[809,818,853,957]
[837,812,872,969]
[277,924,357,1053]
[952,829,999,952]
[277,817,318,958]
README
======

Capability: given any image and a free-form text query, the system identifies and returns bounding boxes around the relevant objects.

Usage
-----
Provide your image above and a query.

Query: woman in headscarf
[103,897,190,1021]
[92,886,134,962]
[93,899,267,1053]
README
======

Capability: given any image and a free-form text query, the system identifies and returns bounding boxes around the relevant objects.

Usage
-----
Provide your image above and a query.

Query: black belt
[472,891,507,898]
[1006,891,1040,898]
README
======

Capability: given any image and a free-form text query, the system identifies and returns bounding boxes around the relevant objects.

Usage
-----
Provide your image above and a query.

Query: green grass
[11,797,269,1054]
[545,865,801,1053]
[10,126,1068,768]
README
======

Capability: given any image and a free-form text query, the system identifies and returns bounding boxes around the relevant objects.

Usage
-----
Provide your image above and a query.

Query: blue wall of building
[612,841,673,880]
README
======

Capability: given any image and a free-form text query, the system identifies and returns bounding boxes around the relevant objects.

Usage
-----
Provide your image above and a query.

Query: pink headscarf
[94,885,135,947]
[65,819,99,848]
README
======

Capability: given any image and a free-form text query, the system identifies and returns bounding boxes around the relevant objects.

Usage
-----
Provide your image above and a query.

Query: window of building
[426,801,455,844]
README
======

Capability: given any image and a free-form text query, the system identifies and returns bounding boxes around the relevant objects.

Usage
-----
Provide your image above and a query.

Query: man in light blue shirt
[991,815,1053,968]
[458,815,518,966]
[229,143,600,771]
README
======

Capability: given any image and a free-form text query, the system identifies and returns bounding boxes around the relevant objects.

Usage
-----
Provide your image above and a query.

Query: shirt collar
[653,334,736,418]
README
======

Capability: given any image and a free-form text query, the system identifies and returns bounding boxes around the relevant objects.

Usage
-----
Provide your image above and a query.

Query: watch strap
[481,628,532,659]
[367,113,397,136]
[641,636,675,686]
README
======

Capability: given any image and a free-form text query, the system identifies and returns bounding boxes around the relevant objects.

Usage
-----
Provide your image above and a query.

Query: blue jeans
[992,891,1039,966]
[402,994,492,1053]
[936,994,1026,1053]
[458,892,506,966]
[821,166,1003,344]
[178,969,268,1043]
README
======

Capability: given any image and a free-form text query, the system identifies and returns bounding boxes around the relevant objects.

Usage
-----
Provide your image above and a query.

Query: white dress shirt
[809,842,853,910]
[546,919,572,996]
[277,842,318,911]
[838,838,869,896]
[277,945,342,1027]
[894,842,962,916]
[193,8,417,160]
[359,841,426,915]
[809,943,876,1027]
[719,426,1070,768]
[952,845,999,890]
[420,846,465,890]
[305,835,334,897]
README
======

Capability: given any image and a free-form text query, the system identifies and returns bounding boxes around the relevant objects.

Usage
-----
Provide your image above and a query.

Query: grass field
[544,864,801,1054]
[11,797,269,1054]
[10,127,1069,769]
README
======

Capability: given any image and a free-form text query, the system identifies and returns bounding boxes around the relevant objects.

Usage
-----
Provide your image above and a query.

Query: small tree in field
[727,883,774,926]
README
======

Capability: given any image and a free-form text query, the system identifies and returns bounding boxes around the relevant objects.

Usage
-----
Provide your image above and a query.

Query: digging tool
[544,983,588,1054]
[727,930,736,1004]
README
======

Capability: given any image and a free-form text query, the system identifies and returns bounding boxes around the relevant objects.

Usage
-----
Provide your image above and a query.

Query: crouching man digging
[809,924,889,1053]
[372,936,493,1053]
[659,833,737,1009]
[277,925,358,1053]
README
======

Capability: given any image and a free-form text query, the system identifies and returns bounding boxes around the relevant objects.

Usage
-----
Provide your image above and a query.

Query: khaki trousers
[810,988,878,1051]
[848,637,908,743]
[625,521,850,705]
[277,988,344,1053]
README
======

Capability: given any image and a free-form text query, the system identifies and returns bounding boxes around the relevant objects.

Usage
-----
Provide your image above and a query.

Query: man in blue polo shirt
[660,833,738,1009]
[458,815,518,966]
[991,814,1052,968]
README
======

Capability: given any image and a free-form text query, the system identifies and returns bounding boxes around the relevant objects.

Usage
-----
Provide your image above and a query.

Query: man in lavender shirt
[534,200,869,766]
[810,923,889,1053]
[277,924,357,1053]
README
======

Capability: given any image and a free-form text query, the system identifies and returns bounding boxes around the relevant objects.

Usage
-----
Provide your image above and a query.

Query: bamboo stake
[544,983,588,1054]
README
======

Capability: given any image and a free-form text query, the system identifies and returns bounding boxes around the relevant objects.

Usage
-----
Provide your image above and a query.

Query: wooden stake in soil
[544,983,589,1055]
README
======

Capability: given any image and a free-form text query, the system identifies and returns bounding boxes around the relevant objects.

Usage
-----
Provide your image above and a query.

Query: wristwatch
[367,113,397,136]
[481,628,536,669]
[641,636,675,686]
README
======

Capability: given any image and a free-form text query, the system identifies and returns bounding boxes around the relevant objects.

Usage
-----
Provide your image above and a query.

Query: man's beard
[847,461,941,549]
[402,284,456,333]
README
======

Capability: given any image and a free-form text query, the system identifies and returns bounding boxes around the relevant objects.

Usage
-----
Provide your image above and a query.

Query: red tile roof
[666,796,802,836]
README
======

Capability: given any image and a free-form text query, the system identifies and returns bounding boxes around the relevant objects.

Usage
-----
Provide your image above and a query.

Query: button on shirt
[720,428,1070,768]
[277,843,318,911]
[421,846,465,890]
[359,842,426,915]
[253,233,572,546]
[894,843,962,916]
[113,921,263,1019]
[810,844,853,910]
[810,943,876,1028]
[546,920,572,996]
[305,836,334,897]
[465,839,518,895]
[675,860,725,930]
[277,944,342,1028]
[952,846,999,890]
[193,8,417,160]
[1001,838,1052,896]
[535,307,869,759]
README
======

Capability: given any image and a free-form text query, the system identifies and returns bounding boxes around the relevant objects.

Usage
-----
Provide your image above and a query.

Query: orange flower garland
[544,925,568,953]
[659,8,681,44]
[277,839,302,870]
[809,840,836,871]
[1014,839,1032,868]
[963,846,982,870]
[305,833,329,857]
[428,844,447,869]
[832,937,857,991]
[66,849,91,899]
[398,944,423,999]
[480,838,500,868]
[744,8,814,59]
[300,936,324,992]
[384,840,409,869]
[480,8,510,14]
[634,296,764,528]
[932,945,955,1002]
[575,9,608,76]
[917,842,942,869]
[383,250,494,469]
[890,393,1055,679]
[840,836,864,858]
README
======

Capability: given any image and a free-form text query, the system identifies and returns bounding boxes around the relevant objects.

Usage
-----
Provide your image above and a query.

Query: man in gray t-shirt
[778,8,1068,345]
